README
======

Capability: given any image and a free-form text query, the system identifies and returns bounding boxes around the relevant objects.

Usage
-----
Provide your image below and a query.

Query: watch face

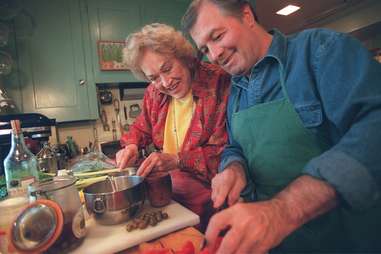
[72,207,87,239]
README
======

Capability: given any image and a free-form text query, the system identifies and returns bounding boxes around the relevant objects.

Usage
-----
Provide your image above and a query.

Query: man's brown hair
[181,0,258,35]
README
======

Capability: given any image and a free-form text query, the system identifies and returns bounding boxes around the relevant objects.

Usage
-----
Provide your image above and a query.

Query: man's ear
[242,4,256,28]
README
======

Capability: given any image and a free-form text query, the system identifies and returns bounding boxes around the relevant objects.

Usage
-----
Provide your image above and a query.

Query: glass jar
[28,176,87,251]
[145,172,172,207]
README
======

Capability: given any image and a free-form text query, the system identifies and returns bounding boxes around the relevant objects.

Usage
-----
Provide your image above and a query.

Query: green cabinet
[86,0,141,83]
[13,0,98,122]
[10,0,191,121]
[141,0,188,30]
[86,0,189,83]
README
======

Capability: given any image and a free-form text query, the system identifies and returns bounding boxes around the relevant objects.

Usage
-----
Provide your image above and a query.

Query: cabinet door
[141,0,189,30]
[14,0,97,122]
[86,0,142,83]
[87,0,189,84]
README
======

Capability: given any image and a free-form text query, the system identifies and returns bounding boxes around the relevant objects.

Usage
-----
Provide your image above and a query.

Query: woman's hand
[137,152,179,177]
[116,144,138,169]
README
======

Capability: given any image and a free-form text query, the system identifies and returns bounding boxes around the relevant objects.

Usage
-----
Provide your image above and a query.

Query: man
[182,0,381,253]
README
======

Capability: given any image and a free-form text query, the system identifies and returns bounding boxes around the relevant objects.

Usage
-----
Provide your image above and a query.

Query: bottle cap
[10,120,21,134]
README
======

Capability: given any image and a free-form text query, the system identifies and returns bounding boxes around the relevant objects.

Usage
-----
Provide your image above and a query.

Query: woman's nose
[160,75,171,88]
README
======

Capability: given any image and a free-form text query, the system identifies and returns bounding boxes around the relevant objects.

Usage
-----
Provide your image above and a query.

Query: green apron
[230,63,381,252]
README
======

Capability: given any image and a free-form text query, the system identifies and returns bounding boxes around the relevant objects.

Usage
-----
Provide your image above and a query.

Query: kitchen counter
[71,200,200,254]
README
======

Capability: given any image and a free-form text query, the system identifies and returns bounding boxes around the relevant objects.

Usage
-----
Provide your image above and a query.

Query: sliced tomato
[175,240,195,254]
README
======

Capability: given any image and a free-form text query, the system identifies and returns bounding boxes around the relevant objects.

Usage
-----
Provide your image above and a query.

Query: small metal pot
[83,175,145,225]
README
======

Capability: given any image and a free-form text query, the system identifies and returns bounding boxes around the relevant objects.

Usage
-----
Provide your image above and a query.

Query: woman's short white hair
[123,23,197,81]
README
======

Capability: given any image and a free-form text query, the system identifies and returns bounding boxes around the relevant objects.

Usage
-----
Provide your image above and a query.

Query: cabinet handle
[79,79,87,86]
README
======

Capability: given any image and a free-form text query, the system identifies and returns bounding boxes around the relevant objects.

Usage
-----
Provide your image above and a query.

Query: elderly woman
[115,23,230,230]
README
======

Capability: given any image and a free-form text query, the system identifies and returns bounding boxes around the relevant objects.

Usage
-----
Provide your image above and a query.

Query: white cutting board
[71,201,200,254]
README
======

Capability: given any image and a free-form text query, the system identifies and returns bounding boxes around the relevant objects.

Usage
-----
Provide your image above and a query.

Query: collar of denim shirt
[232,29,287,89]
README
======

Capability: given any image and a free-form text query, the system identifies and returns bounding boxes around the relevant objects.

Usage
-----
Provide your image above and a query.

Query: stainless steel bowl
[83,175,145,225]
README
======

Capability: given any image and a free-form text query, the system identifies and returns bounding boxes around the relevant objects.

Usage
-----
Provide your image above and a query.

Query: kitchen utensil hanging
[92,126,99,152]
[129,104,141,118]
[113,98,124,135]
[123,104,130,131]
[101,108,110,131]
[99,88,113,105]
[111,119,117,141]
[123,104,128,120]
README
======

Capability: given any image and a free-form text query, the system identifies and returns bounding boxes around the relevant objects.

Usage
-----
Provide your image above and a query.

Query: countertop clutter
[71,201,200,254]
[0,179,199,253]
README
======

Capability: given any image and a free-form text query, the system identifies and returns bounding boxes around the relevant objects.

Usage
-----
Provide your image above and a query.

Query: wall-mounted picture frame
[97,40,128,71]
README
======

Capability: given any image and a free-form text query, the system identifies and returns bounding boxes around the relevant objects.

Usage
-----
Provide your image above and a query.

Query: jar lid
[9,199,64,253]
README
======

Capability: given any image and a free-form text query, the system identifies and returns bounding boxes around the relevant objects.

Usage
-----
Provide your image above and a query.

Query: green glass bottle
[4,120,39,197]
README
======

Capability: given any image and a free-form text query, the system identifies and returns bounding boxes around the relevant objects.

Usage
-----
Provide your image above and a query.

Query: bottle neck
[11,130,25,145]
[10,131,33,157]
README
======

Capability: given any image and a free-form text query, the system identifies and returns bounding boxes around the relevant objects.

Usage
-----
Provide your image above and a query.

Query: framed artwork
[97,40,128,71]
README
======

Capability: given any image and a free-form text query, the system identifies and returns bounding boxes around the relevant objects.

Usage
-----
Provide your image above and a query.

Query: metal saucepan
[83,175,145,225]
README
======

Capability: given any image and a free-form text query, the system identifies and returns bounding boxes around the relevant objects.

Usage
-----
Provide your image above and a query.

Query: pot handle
[93,197,105,214]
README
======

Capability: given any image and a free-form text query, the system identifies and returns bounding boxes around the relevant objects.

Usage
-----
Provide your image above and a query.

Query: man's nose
[208,45,224,63]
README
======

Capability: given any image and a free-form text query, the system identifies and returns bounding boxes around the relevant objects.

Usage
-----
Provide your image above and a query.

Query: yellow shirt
[163,90,194,154]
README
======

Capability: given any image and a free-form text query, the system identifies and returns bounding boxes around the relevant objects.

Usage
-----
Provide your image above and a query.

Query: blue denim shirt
[220,29,381,210]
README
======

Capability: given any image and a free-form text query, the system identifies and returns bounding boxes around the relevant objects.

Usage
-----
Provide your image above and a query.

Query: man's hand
[136,152,179,177]
[116,144,138,169]
[205,201,289,254]
[211,161,246,209]
[205,175,338,254]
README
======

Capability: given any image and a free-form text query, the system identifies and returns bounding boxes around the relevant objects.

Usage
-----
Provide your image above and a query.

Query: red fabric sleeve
[178,68,230,184]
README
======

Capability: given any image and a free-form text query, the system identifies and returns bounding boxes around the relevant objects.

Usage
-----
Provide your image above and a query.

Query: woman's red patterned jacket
[120,62,231,184]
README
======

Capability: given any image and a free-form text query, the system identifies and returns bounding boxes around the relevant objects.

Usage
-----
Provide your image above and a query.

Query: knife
[124,105,128,120]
